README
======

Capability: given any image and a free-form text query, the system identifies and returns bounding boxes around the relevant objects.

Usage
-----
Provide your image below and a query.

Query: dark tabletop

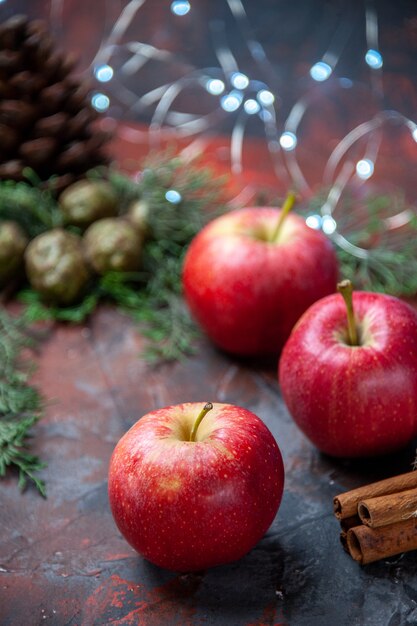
[1,306,417,626]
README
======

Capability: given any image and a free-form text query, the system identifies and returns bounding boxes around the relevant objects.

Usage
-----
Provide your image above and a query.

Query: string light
[79,0,416,235]
[165,189,182,203]
[244,99,260,114]
[171,1,191,16]
[310,61,332,82]
[257,90,275,106]
[356,159,374,180]
[339,77,353,88]
[220,92,242,112]
[94,64,114,82]
[91,93,110,112]
[321,215,337,235]
[259,109,273,122]
[205,78,225,95]
[231,72,249,90]
[279,132,297,151]
[306,215,322,230]
[365,49,383,69]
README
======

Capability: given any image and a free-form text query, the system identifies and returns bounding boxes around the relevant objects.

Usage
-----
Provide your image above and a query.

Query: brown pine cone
[0,15,111,187]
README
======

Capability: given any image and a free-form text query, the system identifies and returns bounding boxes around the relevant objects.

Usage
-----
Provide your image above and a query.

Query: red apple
[278,280,417,457]
[182,199,338,356]
[108,402,284,572]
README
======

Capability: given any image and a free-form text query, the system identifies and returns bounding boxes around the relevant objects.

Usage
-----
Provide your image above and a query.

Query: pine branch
[0,307,46,496]
[0,171,62,238]
[307,191,417,295]
[16,153,227,362]
[0,416,46,497]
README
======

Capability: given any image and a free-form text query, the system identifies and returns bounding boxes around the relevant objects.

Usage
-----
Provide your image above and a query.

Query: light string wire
[45,0,417,258]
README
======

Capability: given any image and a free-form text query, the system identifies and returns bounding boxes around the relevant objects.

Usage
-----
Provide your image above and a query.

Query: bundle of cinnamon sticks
[334,470,417,564]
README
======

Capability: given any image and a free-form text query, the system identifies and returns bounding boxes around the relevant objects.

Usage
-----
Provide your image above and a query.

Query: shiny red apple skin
[108,402,284,572]
[278,291,417,457]
[182,207,338,356]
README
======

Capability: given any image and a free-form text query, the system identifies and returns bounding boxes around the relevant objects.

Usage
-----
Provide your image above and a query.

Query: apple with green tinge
[182,194,339,356]
[279,280,417,457]
[108,402,284,572]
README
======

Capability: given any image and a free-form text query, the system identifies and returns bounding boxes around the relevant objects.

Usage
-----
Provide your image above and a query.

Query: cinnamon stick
[334,470,417,520]
[346,518,417,565]
[340,531,349,553]
[358,486,417,528]
[340,515,361,532]
[340,516,362,554]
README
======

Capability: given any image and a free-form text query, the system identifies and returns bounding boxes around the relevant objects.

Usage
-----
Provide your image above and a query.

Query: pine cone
[0,15,111,192]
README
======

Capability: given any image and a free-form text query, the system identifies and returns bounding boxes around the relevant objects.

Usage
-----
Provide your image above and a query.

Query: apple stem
[269,192,296,243]
[337,279,358,346]
[189,402,214,442]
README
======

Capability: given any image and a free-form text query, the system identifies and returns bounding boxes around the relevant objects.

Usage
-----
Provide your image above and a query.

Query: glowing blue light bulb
[165,189,182,204]
[356,159,374,180]
[91,93,110,112]
[205,79,225,95]
[310,62,332,82]
[171,1,191,16]
[231,72,249,90]
[244,99,260,115]
[257,89,275,106]
[279,132,297,151]
[365,49,383,69]
[220,93,242,112]
[321,215,337,235]
[94,64,114,83]
[306,215,322,230]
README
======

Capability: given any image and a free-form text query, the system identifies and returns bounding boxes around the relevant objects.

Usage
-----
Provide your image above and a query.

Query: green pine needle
[0,307,46,496]
[306,191,417,295]
[0,416,46,497]
[20,288,99,324]
[0,171,62,238]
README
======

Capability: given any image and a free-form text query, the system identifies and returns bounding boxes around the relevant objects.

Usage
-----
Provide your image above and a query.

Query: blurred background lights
[279,131,298,151]
[310,61,332,82]
[231,72,249,90]
[165,189,182,203]
[171,1,191,16]
[205,78,225,95]
[365,49,383,69]
[339,77,353,89]
[257,89,275,106]
[91,93,110,112]
[259,109,273,122]
[356,158,374,180]
[411,127,417,142]
[321,215,337,235]
[244,99,260,115]
[220,92,242,112]
[94,64,114,83]
[306,215,322,230]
